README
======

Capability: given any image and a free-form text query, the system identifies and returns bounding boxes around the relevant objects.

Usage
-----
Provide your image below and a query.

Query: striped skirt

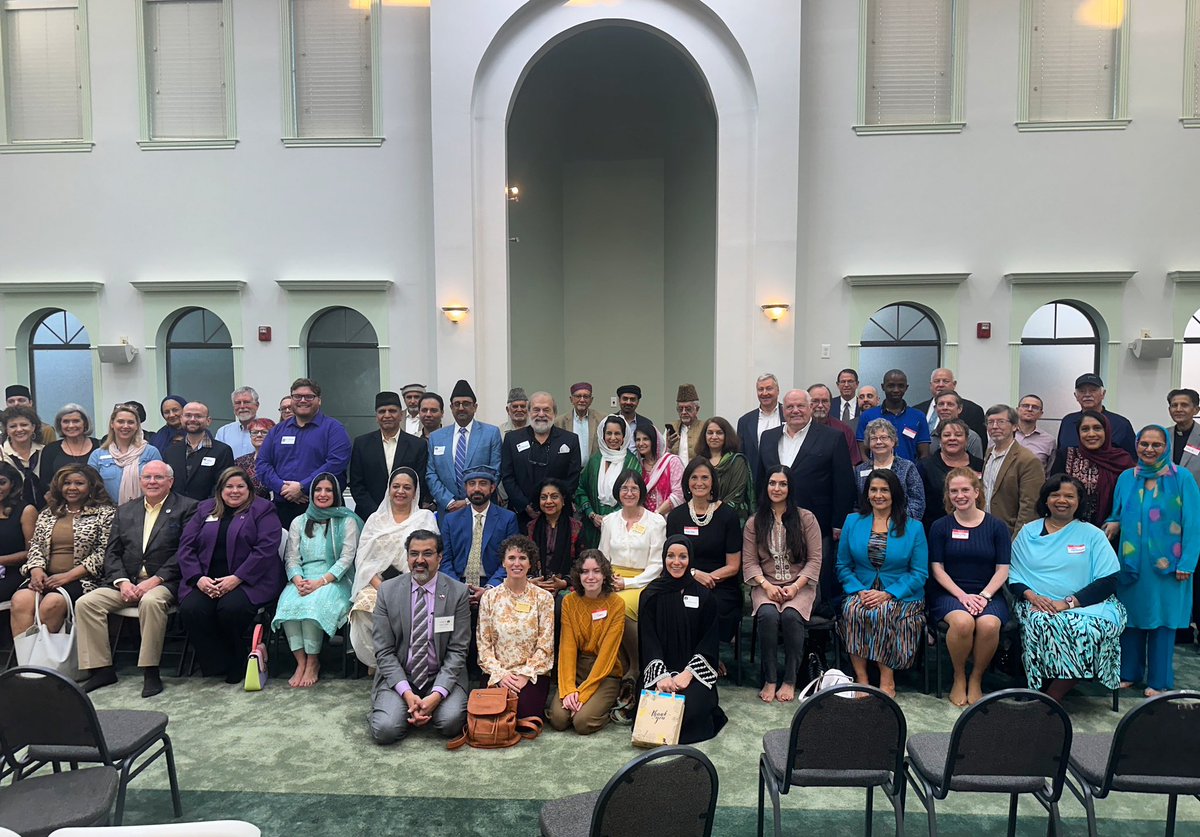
[839,595,925,670]
[1014,598,1127,690]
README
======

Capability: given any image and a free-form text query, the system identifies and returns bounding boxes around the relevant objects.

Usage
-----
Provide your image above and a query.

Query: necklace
[62,437,89,456]
[688,499,718,527]
[1045,518,1069,534]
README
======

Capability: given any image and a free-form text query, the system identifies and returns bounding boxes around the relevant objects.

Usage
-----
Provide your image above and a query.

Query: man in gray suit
[370,529,471,744]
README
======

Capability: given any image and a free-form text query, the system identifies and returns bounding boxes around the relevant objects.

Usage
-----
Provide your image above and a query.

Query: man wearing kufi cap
[4,384,56,444]
[555,381,601,466]
[499,387,530,437]
[401,383,425,436]
[349,390,430,517]
[438,464,518,599]
[426,380,502,517]
[615,384,655,454]
[665,383,703,461]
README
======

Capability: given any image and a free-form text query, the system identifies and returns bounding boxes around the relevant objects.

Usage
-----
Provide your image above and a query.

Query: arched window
[1019,301,1100,420]
[306,307,379,437]
[29,309,94,420]
[1182,310,1200,391]
[166,308,235,426]
[858,303,942,392]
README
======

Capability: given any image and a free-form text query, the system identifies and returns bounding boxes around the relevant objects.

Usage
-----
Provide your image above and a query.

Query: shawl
[109,441,150,504]
[1068,410,1134,524]
[596,416,631,504]
[350,467,438,596]
[1113,425,1193,581]
[301,473,363,571]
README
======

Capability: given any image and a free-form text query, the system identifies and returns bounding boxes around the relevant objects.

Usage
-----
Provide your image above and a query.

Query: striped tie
[465,513,485,585]
[408,586,432,692]
[454,427,468,495]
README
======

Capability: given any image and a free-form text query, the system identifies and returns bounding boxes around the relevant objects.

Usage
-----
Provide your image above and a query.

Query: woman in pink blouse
[637,428,683,516]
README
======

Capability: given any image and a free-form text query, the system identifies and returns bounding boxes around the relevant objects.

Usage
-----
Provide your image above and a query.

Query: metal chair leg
[164,732,183,818]
[756,759,766,837]
[865,785,874,837]
[925,791,938,837]
[1166,794,1178,837]
[1047,800,1062,837]
[113,760,132,825]
[1006,793,1018,837]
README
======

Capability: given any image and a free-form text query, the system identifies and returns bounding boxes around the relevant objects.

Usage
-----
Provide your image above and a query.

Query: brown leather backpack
[447,686,543,750]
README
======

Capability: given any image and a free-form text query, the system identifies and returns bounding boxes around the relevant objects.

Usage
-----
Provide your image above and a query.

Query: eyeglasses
[986,419,1011,427]
[290,394,317,402]
[249,430,269,437]
[1137,441,1166,449]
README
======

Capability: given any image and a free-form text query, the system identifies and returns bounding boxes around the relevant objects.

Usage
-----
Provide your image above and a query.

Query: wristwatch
[1065,595,1079,609]
[980,592,993,601]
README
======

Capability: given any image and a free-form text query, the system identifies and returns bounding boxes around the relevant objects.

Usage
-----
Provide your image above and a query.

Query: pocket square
[558,444,570,453]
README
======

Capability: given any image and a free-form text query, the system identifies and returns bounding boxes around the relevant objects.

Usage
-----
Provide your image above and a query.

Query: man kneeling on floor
[369,529,471,744]
[77,460,198,697]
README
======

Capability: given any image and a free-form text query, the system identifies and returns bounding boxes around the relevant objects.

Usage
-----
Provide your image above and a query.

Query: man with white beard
[214,386,260,457]
[500,391,582,533]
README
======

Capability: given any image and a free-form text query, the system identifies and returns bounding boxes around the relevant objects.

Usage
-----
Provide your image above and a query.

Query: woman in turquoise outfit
[272,473,362,688]
[1105,425,1199,696]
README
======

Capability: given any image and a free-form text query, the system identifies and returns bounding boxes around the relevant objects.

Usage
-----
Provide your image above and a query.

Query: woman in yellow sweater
[548,549,626,735]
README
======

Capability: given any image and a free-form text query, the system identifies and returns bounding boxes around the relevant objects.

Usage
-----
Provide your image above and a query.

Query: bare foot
[1120,681,1134,689]
[879,680,897,698]
[967,680,985,705]
[288,654,307,688]
[759,683,777,703]
[299,657,320,687]
[949,679,968,708]
[777,683,795,702]
[1144,687,1162,698]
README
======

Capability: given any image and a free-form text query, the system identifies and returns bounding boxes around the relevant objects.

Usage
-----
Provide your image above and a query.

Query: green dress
[575,451,642,549]
[715,452,755,525]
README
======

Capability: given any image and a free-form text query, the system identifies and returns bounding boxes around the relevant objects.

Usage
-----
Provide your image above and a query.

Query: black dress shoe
[142,667,164,698]
[83,667,118,693]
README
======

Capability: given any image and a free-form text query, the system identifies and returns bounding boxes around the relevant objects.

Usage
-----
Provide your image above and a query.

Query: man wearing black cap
[1055,373,1136,458]
[350,391,430,517]
[616,384,655,454]
[5,385,56,444]
[426,380,502,517]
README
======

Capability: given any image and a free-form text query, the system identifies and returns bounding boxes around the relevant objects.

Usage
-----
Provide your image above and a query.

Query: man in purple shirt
[255,377,352,528]
[369,529,471,744]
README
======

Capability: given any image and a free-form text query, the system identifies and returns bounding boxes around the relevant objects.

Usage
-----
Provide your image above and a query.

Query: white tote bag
[796,667,857,701]
[13,589,79,680]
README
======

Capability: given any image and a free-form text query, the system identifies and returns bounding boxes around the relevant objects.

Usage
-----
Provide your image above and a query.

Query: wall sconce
[506,186,520,202]
[760,303,790,322]
[441,306,469,324]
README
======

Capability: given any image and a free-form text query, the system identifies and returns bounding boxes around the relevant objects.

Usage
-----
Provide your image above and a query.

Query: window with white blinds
[0,0,91,149]
[1020,0,1130,129]
[283,0,381,145]
[1186,0,1200,125]
[858,0,964,133]
[140,0,234,144]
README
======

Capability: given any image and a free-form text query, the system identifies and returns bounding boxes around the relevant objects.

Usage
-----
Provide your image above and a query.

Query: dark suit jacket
[831,396,860,426]
[737,405,784,486]
[439,503,519,587]
[103,492,199,595]
[162,438,235,502]
[349,429,430,518]
[1178,423,1200,485]
[757,422,856,537]
[500,426,582,530]
[373,572,471,698]
[175,497,285,606]
[914,397,987,442]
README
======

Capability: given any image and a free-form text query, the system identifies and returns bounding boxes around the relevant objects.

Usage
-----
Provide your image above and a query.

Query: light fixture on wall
[506,185,521,202]
[441,305,469,324]
[760,303,790,322]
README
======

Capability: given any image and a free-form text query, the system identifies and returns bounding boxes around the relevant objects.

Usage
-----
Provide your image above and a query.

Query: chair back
[783,683,906,791]
[942,688,1071,801]
[1101,690,1200,788]
[591,745,718,837]
[0,666,113,771]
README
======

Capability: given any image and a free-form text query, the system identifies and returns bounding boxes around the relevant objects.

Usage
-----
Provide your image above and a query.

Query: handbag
[244,623,269,691]
[13,589,79,680]
[631,689,686,748]
[796,667,856,701]
[447,686,543,750]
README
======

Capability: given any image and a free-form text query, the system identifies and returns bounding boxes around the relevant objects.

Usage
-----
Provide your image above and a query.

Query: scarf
[351,467,436,596]
[596,415,630,504]
[642,429,675,496]
[108,441,148,504]
[1117,425,1185,581]
[302,473,364,567]
[1070,410,1134,524]
[640,535,708,668]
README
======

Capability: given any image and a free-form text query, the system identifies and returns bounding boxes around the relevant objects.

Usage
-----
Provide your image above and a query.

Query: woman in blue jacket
[837,468,928,697]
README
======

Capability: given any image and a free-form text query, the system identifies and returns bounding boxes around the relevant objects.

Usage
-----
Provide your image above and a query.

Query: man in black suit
[161,402,235,501]
[500,391,582,533]
[736,372,784,485]
[350,391,430,517]
[75,460,198,697]
[913,367,987,441]
[758,389,856,610]
[830,368,860,429]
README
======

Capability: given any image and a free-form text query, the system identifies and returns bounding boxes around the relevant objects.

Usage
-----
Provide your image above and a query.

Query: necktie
[408,586,433,692]
[466,512,484,584]
[454,426,468,495]
[841,402,851,423]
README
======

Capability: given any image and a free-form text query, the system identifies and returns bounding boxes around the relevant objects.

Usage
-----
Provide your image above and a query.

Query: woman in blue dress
[272,473,361,688]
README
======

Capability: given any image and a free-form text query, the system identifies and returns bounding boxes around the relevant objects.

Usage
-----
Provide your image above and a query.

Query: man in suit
[76,460,198,697]
[1167,388,1200,637]
[831,368,860,429]
[501,392,581,533]
[350,390,429,517]
[369,529,471,744]
[808,383,862,466]
[426,379,502,517]
[982,404,1046,537]
[1055,373,1137,458]
[665,383,704,462]
[161,402,235,501]
[554,381,601,467]
[418,392,444,439]
[914,367,987,441]
[440,466,519,603]
[736,372,784,486]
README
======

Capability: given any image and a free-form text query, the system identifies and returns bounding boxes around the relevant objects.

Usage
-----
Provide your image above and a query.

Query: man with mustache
[500,391,581,533]
[426,379,502,517]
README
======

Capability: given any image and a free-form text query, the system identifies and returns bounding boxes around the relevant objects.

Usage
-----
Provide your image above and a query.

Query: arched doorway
[1019,301,1101,421]
[165,307,235,426]
[305,306,380,437]
[858,303,943,392]
[506,26,716,424]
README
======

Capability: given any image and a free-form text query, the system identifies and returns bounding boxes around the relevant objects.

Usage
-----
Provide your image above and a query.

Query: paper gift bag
[631,689,686,748]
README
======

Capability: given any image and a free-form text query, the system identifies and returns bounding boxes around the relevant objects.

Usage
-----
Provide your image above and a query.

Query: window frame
[1017,0,1131,132]
[28,308,94,416]
[134,0,237,150]
[1185,0,1200,127]
[0,0,93,154]
[278,0,383,148]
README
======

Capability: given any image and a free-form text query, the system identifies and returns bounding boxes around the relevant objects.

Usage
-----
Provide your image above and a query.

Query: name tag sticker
[516,440,531,452]
[1186,444,1200,456]
[515,602,532,613]
[1067,544,1086,555]
[99,453,113,461]
[434,615,454,633]
[559,444,571,454]
[200,456,216,467]
[952,529,970,540]
[433,446,446,456]
[632,524,646,535]
[591,609,608,621]
[683,595,700,609]
[859,469,872,478]
[280,436,296,446]
[684,526,700,537]
[902,426,918,439]
[205,514,220,523]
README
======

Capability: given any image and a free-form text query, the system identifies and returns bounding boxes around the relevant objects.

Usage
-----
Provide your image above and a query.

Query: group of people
[0,365,1195,746]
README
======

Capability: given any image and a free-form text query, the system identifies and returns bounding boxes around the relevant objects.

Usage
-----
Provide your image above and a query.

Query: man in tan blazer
[982,404,1046,536]
[666,383,704,462]
[554,381,602,467]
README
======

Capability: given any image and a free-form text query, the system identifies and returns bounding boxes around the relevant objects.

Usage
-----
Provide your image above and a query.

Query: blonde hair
[943,466,985,514]
[100,404,143,451]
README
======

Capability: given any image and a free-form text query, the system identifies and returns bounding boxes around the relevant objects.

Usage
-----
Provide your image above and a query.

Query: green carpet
[82,645,1200,836]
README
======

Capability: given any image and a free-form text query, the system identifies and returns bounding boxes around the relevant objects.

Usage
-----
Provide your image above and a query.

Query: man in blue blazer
[439,465,518,605]
[426,379,502,517]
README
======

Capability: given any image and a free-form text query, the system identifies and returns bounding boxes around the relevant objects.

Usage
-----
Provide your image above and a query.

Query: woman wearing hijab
[639,534,728,744]
[1105,425,1200,696]
[636,427,683,516]
[1050,410,1133,526]
[149,394,187,453]
[87,404,162,504]
[272,473,362,687]
[575,415,641,548]
[348,467,438,668]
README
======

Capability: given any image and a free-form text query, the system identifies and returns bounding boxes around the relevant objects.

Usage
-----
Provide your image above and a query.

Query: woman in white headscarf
[347,467,438,668]
[575,415,642,549]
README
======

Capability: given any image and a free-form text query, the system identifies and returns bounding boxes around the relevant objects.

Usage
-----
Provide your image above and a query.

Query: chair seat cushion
[0,766,119,837]
[28,709,168,762]
[539,790,599,837]
[907,733,1046,794]
[1070,734,1200,794]
[762,729,890,788]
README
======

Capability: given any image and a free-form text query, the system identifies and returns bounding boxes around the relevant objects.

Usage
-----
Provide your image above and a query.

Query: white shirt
[405,414,422,435]
[452,421,475,466]
[757,406,782,440]
[982,440,1013,510]
[381,430,400,472]
[777,421,811,467]
[678,422,693,462]
[597,509,666,588]
[573,413,591,464]
[838,398,857,423]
